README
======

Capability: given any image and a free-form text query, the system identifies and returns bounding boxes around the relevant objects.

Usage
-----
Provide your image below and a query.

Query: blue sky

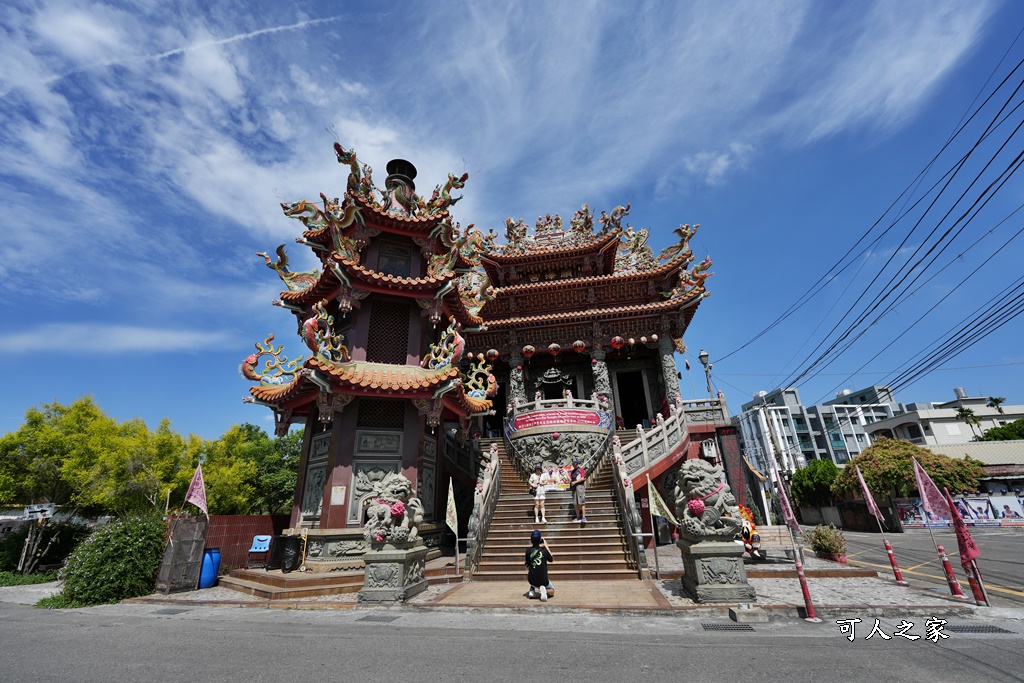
[2,1,1023,439]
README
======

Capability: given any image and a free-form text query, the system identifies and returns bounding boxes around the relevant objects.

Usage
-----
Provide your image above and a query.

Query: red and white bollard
[937,544,967,600]
[963,561,987,606]
[793,551,820,622]
[884,538,908,586]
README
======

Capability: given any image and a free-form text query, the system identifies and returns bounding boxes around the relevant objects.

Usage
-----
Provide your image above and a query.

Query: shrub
[0,526,29,572]
[51,514,166,607]
[791,459,839,508]
[806,524,847,555]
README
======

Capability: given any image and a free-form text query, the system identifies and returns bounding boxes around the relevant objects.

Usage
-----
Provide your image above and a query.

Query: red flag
[185,464,208,516]
[856,466,885,525]
[912,457,950,520]
[768,453,801,535]
[944,487,980,563]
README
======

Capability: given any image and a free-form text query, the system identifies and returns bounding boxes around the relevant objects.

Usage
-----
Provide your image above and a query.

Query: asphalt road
[838,528,1024,607]
[1,602,1022,683]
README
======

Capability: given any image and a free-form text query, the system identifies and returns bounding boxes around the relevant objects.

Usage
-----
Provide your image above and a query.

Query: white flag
[647,475,678,527]
[445,478,458,536]
[185,464,208,516]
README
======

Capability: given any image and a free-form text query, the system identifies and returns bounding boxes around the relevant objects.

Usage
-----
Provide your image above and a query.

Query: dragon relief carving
[257,245,319,292]
[421,319,466,370]
[673,459,744,538]
[240,334,304,385]
[615,225,657,272]
[462,353,497,399]
[302,300,350,363]
[426,172,469,214]
[362,472,425,546]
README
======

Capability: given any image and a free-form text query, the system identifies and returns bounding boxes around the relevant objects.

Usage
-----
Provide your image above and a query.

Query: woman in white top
[529,465,550,524]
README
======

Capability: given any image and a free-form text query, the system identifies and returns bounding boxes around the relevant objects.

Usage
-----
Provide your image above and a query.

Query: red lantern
[486,348,499,362]
[610,336,625,350]
[522,345,535,359]
[548,343,561,357]
[572,340,587,353]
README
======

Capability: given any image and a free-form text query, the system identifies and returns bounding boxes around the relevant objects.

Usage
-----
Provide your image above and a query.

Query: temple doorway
[614,371,650,429]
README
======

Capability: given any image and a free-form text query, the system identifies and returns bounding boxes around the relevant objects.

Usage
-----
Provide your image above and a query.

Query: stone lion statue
[363,472,425,546]
[673,459,744,538]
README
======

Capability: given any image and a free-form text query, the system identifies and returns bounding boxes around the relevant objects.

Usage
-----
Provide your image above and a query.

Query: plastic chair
[246,535,273,569]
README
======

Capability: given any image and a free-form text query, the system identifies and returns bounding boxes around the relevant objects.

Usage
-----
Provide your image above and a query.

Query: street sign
[24,504,55,519]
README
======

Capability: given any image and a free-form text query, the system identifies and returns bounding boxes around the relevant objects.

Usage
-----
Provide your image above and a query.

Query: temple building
[240,141,743,580]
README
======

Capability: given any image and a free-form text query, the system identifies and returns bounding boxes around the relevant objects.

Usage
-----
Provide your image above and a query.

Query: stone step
[478,559,632,572]
[218,574,361,600]
[472,568,638,581]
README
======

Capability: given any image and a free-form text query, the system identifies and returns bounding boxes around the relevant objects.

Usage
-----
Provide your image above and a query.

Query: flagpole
[969,559,991,606]
[913,459,966,599]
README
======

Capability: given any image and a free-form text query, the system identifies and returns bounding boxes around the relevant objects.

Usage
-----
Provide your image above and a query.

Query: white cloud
[0,324,232,354]
[681,144,756,187]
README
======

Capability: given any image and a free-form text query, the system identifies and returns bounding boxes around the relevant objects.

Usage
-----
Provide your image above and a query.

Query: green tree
[245,427,301,515]
[791,458,839,508]
[981,417,1024,441]
[0,397,112,507]
[832,437,983,498]
[986,396,1006,414]
[956,407,982,439]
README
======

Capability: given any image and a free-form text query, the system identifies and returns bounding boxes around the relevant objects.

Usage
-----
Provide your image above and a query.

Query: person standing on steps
[525,529,554,601]
[529,465,550,524]
[570,458,587,523]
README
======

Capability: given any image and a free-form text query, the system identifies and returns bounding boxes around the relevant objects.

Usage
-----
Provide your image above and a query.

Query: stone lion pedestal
[676,534,756,603]
[359,542,428,602]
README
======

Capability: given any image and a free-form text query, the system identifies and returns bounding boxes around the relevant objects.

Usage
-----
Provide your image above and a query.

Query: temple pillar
[509,352,526,405]
[658,335,682,405]
[591,347,612,400]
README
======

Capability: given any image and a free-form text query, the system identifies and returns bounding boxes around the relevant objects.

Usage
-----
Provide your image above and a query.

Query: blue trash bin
[199,547,221,589]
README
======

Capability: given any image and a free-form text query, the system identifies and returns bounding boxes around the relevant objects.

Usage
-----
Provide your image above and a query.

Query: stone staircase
[471,447,638,581]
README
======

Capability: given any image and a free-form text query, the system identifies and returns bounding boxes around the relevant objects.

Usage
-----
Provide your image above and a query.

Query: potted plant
[807,524,848,563]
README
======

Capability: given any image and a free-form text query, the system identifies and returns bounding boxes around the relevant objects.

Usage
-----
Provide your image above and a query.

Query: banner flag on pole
[856,465,885,525]
[647,475,678,527]
[445,477,458,536]
[943,487,980,563]
[768,454,801,535]
[184,463,208,516]
[912,457,950,520]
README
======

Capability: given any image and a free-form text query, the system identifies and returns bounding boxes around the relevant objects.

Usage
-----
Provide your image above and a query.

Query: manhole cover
[944,625,1014,634]
[701,623,755,632]
[357,615,399,624]
[152,608,191,616]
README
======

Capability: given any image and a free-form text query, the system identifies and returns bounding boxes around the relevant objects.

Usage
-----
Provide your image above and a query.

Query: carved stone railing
[465,443,501,576]
[502,395,614,479]
[617,399,691,479]
[609,435,647,579]
[678,397,730,426]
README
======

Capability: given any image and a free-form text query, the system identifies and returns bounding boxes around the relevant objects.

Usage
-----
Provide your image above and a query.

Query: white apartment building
[865,389,1024,446]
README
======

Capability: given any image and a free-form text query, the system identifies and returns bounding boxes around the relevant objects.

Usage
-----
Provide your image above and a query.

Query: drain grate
[702,623,755,632]
[945,625,1014,634]
[152,608,191,616]
[357,615,400,624]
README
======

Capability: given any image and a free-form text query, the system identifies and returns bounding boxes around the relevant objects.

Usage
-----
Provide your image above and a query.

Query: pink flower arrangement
[688,499,705,516]
[390,501,406,516]
[374,532,385,543]
[622,478,632,488]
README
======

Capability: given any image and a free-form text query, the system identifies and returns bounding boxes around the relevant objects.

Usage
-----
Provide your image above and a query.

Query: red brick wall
[204,515,290,572]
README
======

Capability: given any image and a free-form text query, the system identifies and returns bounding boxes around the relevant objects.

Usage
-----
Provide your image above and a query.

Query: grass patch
[0,570,58,586]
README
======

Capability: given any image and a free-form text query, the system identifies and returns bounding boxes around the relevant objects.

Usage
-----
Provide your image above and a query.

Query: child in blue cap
[525,529,554,601]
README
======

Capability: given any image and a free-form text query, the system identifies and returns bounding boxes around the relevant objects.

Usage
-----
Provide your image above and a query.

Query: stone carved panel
[356,431,402,453]
[310,432,331,464]
[301,465,326,520]
[422,436,437,464]
[404,558,425,586]
[626,455,645,475]
[418,465,436,522]
[350,460,401,524]
[700,557,740,585]
[364,563,400,588]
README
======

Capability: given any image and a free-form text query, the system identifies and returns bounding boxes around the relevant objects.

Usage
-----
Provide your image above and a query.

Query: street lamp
[698,349,713,399]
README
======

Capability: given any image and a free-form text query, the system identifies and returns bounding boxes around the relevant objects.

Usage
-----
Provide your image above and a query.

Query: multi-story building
[806,386,897,464]
[865,388,1024,445]
[736,388,810,477]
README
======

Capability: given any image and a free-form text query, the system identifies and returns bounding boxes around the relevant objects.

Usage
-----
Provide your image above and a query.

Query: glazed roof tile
[342,261,456,290]
[352,193,448,234]
[278,268,341,304]
[480,288,705,329]
[483,229,620,264]
[491,251,692,297]
[309,356,460,391]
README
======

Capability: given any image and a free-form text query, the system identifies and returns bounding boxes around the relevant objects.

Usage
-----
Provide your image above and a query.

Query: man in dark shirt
[525,529,554,601]
[570,458,587,523]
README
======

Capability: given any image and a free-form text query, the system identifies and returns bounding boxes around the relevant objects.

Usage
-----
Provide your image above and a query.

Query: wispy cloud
[0,324,233,354]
